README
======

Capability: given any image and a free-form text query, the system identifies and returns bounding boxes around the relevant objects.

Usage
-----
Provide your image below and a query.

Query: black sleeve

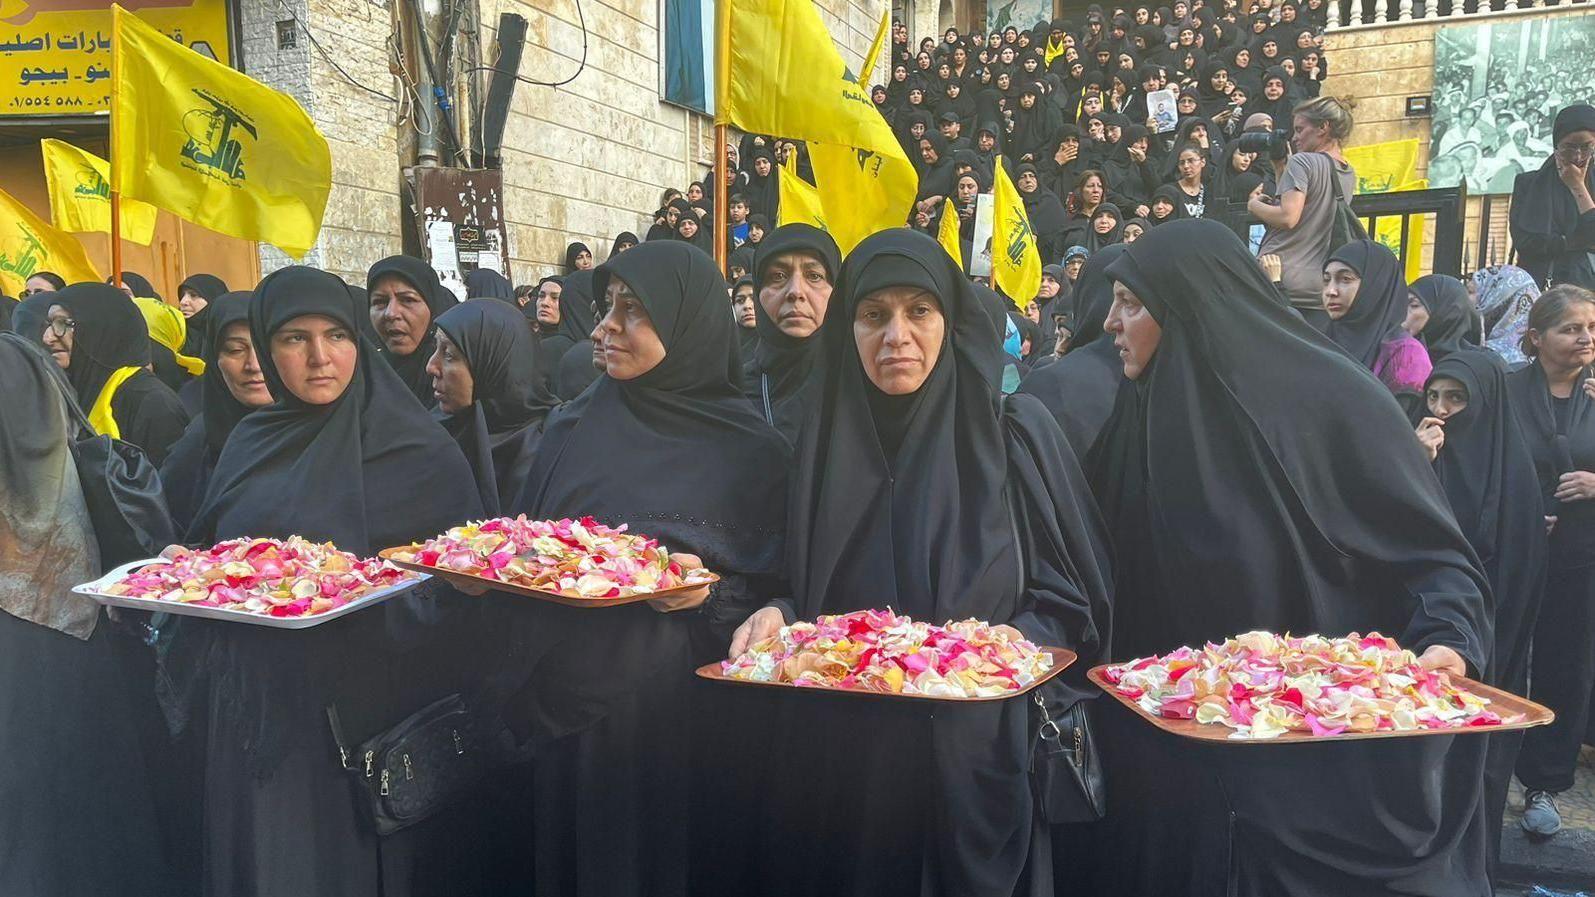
[114,374,192,468]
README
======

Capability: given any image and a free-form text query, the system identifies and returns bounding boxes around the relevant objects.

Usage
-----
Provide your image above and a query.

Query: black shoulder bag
[999,397,1106,823]
[1324,152,1370,255]
[326,694,514,836]
[64,395,177,568]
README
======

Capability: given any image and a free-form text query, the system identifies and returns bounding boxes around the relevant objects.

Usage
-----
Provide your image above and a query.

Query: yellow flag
[41,139,159,245]
[111,4,330,258]
[1343,139,1420,194]
[856,7,889,87]
[777,160,827,231]
[937,202,963,269]
[716,0,916,252]
[991,157,1041,303]
[0,186,101,296]
[1365,179,1428,283]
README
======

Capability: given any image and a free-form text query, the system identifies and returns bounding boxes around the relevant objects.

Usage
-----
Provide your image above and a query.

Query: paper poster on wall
[660,0,714,114]
[970,192,995,277]
[1431,14,1595,194]
[987,0,1051,34]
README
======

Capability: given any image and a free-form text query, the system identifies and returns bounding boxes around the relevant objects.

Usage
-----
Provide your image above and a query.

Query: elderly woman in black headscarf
[1084,219,1491,897]
[181,266,484,897]
[1019,244,1129,456]
[428,299,559,515]
[464,267,515,302]
[1510,103,1595,290]
[1322,240,1432,413]
[0,334,174,897]
[1016,162,1070,261]
[1419,349,1547,882]
[42,284,189,465]
[176,272,229,356]
[500,241,790,897]
[159,292,270,533]
[749,224,842,444]
[366,255,459,408]
[734,228,1112,897]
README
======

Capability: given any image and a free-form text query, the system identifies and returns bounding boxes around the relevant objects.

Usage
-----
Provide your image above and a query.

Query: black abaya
[750,225,842,444]
[1508,104,1595,289]
[367,255,459,408]
[183,266,485,897]
[1324,239,1411,369]
[1017,244,1128,455]
[1085,219,1492,897]
[434,299,559,516]
[1412,274,1478,363]
[505,240,790,897]
[770,228,1113,897]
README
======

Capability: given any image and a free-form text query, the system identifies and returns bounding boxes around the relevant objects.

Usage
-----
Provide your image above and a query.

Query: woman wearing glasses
[1511,104,1595,291]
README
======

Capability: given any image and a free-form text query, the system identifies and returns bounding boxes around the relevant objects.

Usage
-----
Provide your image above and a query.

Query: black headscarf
[1427,351,1545,692]
[563,241,592,274]
[779,227,1111,895]
[434,299,559,516]
[751,225,842,443]
[1323,239,1409,370]
[113,271,161,300]
[1086,201,1124,251]
[8,292,52,345]
[177,273,229,357]
[1507,354,1595,565]
[159,291,259,534]
[50,283,151,411]
[1086,219,1491,896]
[1412,274,1477,363]
[366,255,458,408]
[1508,103,1595,289]
[731,275,762,393]
[608,231,639,258]
[463,268,515,302]
[1018,244,1130,456]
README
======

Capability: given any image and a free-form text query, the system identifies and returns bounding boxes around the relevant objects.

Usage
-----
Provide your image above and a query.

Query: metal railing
[1330,0,1590,29]
[1352,185,1468,276]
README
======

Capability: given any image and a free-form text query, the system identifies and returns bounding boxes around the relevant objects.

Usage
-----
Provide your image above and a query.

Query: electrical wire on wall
[467,0,588,88]
[273,0,399,104]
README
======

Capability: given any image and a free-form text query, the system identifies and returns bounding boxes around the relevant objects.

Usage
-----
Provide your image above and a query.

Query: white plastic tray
[74,557,430,630]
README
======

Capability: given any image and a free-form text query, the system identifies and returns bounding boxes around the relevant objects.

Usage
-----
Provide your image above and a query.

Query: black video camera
[1235,127,1291,161]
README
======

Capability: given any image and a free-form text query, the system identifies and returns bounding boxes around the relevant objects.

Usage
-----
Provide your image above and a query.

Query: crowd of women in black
[5,11,1595,897]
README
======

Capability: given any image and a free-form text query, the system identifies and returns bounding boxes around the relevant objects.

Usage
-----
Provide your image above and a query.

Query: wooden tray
[75,558,428,630]
[1087,663,1554,744]
[696,647,1076,703]
[377,548,719,608]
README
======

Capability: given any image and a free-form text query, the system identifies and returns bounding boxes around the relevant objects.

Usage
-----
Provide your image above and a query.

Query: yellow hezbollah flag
[1364,179,1428,283]
[991,157,1041,303]
[1343,138,1420,195]
[856,7,889,87]
[111,4,330,258]
[777,157,827,230]
[41,139,159,245]
[0,186,100,296]
[937,201,963,269]
[716,0,916,253]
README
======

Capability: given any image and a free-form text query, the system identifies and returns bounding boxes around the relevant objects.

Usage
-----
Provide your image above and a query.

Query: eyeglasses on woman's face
[46,315,77,337]
[1556,139,1595,162]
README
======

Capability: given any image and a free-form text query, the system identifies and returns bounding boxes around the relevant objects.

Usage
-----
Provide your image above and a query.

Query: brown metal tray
[1087,663,1554,744]
[377,547,718,608]
[697,647,1076,703]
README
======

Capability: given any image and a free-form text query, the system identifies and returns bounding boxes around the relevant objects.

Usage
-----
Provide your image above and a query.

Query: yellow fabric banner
[991,157,1041,303]
[0,185,101,296]
[856,7,889,87]
[41,138,158,245]
[1363,179,1429,283]
[716,0,916,251]
[777,158,827,230]
[937,201,963,269]
[1343,139,1420,195]
[111,4,330,258]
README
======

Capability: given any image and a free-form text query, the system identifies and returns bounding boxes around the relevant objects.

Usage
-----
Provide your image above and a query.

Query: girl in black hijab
[750,224,843,444]
[430,299,559,515]
[1018,244,1129,455]
[1508,285,1595,840]
[1420,350,1547,882]
[1322,240,1433,411]
[1509,103,1595,290]
[177,272,229,357]
[159,292,269,533]
[463,267,515,302]
[747,228,1112,897]
[563,241,594,273]
[44,284,189,465]
[182,265,484,897]
[504,241,791,897]
[0,334,174,897]
[366,255,459,408]
[1410,273,1478,364]
[1085,219,1491,897]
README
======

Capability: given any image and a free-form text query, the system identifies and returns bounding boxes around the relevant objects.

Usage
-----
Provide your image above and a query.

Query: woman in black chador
[1085,219,1492,897]
[738,228,1113,897]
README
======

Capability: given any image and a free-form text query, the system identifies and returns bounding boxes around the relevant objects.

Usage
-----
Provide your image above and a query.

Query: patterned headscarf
[1470,264,1540,366]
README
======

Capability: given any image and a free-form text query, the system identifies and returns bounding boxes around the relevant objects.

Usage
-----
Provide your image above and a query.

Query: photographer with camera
[1248,96,1358,318]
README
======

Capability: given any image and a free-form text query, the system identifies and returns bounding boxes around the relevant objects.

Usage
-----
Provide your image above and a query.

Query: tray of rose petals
[380,516,718,608]
[74,537,426,629]
[1089,630,1553,743]
[702,609,1075,701]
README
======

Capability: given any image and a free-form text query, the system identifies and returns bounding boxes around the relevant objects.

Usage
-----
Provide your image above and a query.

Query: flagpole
[714,123,729,276]
[109,5,121,290]
[110,192,123,289]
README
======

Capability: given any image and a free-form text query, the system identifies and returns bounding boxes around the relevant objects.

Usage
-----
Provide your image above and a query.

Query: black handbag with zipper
[326,694,513,836]
[63,389,177,569]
